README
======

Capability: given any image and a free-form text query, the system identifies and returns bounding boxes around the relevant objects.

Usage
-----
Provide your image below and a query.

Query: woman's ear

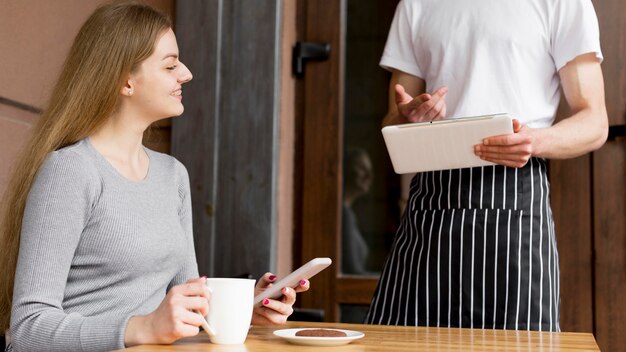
[121,79,134,97]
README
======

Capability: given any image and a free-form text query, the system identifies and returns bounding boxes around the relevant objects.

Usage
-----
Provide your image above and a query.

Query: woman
[0,2,307,351]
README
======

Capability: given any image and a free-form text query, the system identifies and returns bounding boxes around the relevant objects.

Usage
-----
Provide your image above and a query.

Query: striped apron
[365,158,560,332]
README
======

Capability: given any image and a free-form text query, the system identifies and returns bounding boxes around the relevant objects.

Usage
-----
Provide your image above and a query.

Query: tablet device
[381,113,513,174]
[253,257,332,305]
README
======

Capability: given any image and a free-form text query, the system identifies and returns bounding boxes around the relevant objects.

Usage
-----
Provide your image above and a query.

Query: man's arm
[539,52,609,158]
[476,53,608,167]
[382,69,447,127]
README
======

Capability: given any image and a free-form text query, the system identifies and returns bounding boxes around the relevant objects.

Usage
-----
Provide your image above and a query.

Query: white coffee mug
[202,278,255,344]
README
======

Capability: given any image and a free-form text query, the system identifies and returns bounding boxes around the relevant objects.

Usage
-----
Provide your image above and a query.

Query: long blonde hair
[0,1,171,331]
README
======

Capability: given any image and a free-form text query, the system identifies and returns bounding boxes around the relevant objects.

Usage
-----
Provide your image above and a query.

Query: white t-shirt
[381,0,603,128]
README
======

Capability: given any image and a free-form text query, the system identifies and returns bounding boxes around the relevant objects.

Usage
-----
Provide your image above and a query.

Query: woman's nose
[179,62,193,83]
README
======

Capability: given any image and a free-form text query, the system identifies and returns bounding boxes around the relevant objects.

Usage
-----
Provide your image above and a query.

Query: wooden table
[118,321,599,351]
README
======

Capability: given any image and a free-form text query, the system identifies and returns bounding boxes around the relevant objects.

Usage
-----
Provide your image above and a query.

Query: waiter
[366,0,608,331]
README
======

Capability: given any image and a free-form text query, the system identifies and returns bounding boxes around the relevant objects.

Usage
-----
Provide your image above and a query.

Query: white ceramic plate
[273,328,364,346]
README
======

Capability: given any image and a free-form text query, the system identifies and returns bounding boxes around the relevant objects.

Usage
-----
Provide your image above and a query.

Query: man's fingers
[482,133,532,146]
[398,85,447,122]
[404,93,431,111]
[437,104,447,119]
[432,86,448,98]
[512,119,523,133]
[424,96,446,121]
[394,84,414,105]
[478,155,530,168]
[476,144,533,156]
[413,88,446,117]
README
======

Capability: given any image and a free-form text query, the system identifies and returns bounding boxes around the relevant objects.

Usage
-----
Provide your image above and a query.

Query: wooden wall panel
[215,0,280,278]
[172,1,220,277]
[592,140,626,352]
[593,0,626,350]
[549,156,594,333]
[173,0,281,279]
[595,0,626,127]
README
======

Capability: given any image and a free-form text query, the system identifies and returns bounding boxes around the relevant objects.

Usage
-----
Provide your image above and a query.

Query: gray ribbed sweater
[9,139,199,352]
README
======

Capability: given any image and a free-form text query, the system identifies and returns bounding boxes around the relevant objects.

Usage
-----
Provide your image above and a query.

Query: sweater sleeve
[168,161,199,289]
[10,151,127,352]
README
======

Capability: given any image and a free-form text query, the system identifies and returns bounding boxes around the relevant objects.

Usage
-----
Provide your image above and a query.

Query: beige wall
[0,0,174,199]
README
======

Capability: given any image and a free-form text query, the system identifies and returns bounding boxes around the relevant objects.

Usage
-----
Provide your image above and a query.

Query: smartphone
[253,257,332,305]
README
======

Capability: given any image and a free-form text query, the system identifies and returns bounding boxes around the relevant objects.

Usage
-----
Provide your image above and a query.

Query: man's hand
[395,84,448,123]
[474,119,536,168]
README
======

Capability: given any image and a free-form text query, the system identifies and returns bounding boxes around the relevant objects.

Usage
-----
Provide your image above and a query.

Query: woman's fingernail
[263,299,270,305]
[269,275,277,281]
[300,280,308,286]
[201,276,207,279]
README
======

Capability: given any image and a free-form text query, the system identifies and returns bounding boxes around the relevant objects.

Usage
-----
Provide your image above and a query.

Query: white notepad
[381,113,513,174]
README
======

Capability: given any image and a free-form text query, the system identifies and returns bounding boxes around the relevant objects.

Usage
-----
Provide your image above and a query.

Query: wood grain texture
[549,157,594,333]
[595,0,626,127]
[298,0,345,321]
[173,0,281,279]
[172,0,220,277]
[592,140,626,352]
[336,277,379,304]
[117,321,599,351]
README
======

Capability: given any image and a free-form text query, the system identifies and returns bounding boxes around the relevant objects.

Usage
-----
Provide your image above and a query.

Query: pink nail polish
[269,275,277,281]
[300,279,307,286]
[263,299,270,305]
[201,276,207,279]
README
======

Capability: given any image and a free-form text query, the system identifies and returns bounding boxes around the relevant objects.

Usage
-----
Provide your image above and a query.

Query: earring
[128,89,133,96]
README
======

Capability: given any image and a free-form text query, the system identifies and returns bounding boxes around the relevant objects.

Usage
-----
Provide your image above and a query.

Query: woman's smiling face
[127,28,193,122]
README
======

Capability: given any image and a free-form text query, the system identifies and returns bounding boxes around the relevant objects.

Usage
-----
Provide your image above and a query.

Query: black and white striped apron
[365,157,560,332]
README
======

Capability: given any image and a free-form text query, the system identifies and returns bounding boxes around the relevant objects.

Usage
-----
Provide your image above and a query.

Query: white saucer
[273,328,364,346]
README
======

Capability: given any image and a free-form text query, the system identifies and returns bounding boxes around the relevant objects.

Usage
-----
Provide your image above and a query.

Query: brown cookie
[295,329,347,337]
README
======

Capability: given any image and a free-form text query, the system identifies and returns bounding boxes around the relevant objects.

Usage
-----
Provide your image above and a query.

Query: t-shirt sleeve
[10,151,130,352]
[551,0,603,71]
[168,161,199,289]
[379,0,424,78]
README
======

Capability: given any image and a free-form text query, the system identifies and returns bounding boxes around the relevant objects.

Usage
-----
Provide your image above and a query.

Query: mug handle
[199,287,217,337]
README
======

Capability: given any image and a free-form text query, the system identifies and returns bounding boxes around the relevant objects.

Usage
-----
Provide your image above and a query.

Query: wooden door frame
[295,0,382,322]
[295,0,345,322]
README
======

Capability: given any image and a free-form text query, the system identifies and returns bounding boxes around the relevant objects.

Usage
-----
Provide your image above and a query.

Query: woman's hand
[124,277,211,346]
[474,119,538,168]
[251,272,310,325]
[395,84,448,123]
